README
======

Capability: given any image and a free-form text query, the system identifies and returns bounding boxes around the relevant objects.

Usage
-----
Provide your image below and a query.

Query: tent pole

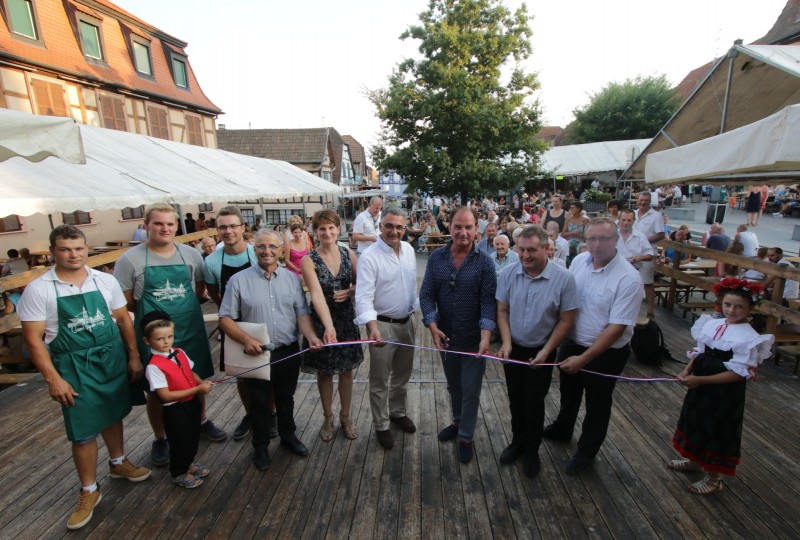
[48,214,54,230]
[259,198,265,227]
[720,41,741,134]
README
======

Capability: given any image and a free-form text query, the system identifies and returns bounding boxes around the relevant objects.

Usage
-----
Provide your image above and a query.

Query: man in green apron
[115,203,226,468]
[203,206,264,441]
[19,225,151,531]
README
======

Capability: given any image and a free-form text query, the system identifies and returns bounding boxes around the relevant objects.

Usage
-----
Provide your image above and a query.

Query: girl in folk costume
[668,278,773,494]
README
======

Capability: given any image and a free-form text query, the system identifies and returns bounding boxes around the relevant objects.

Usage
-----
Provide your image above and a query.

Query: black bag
[631,319,671,365]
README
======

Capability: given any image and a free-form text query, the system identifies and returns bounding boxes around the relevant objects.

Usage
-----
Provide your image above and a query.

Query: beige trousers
[368,319,415,431]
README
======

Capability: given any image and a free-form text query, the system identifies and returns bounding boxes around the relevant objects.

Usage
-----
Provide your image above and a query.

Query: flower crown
[712,277,764,305]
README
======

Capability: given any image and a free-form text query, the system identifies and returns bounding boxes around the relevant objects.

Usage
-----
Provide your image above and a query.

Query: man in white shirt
[545,221,569,264]
[617,209,653,271]
[355,207,419,450]
[543,218,642,475]
[734,224,759,258]
[352,196,382,253]
[764,247,799,305]
[1,249,29,276]
[18,225,150,530]
[634,192,665,319]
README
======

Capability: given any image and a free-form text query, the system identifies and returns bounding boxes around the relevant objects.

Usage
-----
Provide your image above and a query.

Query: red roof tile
[0,0,220,114]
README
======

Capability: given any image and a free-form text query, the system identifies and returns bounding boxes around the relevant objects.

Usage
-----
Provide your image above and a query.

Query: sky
[114,0,788,155]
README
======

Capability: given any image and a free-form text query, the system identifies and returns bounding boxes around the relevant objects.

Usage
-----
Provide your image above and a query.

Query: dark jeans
[440,349,486,442]
[163,397,202,478]
[550,340,629,458]
[244,343,300,451]
[503,344,555,453]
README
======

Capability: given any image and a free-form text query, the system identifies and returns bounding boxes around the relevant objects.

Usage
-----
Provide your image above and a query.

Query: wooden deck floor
[1,302,800,539]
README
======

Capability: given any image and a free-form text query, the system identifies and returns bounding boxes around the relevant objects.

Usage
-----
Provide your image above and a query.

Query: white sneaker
[773,213,784,218]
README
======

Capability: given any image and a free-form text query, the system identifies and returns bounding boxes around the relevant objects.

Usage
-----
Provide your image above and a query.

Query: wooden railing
[656,239,800,333]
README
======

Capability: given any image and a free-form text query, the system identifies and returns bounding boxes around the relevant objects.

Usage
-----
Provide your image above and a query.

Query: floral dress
[301,247,364,375]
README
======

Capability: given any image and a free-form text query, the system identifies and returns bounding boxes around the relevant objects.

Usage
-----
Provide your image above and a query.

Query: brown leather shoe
[389,416,417,433]
[375,429,394,449]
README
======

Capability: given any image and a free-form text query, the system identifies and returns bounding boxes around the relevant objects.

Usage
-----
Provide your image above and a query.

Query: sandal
[340,413,358,440]
[188,463,210,478]
[688,475,723,495]
[320,413,335,442]
[667,459,701,473]
[173,473,203,489]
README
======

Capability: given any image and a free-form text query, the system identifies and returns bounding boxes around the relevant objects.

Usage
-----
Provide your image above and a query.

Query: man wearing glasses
[354,207,419,450]
[420,207,497,464]
[115,203,227,468]
[204,206,260,442]
[352,196,383,253]
[543,218,642,475]
[219,230,323,470]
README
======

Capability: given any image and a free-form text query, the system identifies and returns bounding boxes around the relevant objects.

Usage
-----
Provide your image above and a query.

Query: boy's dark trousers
[163,396,202,478]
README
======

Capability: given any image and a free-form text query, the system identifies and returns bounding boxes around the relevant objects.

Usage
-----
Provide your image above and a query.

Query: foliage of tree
[369,0,544,200]
[565,75,680,144]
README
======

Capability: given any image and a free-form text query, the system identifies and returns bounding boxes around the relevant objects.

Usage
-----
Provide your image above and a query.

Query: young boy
[142,311,213,488]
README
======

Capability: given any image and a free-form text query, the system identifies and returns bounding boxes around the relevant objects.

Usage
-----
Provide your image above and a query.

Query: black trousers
[503,344,555,453]
[550,340,629,458]
[243,343,300,451]
[163,397,202,478]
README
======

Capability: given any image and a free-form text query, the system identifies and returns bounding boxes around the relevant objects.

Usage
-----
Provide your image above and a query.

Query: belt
[377,314,411,325]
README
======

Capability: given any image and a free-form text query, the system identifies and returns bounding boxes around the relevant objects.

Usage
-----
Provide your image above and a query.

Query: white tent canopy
[0,108,84,164]
[623,43,800,180]
[0,115,341,218]
[540,139,651,177]
[645,104,800,185]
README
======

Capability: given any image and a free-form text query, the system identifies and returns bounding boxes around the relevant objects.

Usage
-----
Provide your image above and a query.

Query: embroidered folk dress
[673,314,773,475]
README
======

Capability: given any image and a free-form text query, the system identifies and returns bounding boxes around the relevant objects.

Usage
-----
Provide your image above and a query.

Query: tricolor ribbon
[209,339,679,384]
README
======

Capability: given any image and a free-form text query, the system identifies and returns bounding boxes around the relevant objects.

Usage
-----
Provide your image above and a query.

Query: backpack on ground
[631,318,671,365]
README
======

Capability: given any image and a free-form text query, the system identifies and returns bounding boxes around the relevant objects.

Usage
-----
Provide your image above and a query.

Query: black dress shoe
[280,437,309,457]
[438,424,459,441]
[523,451,541,478]
[499,442,523,464]
[375,429,394,449]
[390,416,417,433]
[458,440,474,464]
[542,423,572,442]
[253,449,270,471]
[565,452,593,476]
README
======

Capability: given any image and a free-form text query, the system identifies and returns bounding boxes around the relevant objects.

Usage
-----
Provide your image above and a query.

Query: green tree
[566,75,680,144]
[369,0,544,201]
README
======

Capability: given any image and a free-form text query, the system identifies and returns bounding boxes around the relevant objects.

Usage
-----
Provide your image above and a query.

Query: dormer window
[77,15,104,62]
[172,55,188,88]
[5,0,40,40]
[132,38,152,76]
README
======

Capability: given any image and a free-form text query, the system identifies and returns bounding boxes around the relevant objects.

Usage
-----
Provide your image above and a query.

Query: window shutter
[31,80,68,117]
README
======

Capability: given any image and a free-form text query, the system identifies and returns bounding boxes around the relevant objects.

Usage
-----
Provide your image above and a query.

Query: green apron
[49,276,131,442]
[132,246,213,404]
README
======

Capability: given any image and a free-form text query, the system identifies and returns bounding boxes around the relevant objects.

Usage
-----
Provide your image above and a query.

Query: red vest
[149,349,197,403]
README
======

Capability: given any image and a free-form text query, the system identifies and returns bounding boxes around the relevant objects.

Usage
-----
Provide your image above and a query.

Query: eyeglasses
[584,236,617,244]
[216,224,243,231]
[255,244,282,251]
[381,224,406,231]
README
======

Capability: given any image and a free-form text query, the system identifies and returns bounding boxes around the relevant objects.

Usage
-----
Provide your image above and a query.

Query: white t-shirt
[17,267,127,344]
[737,231,759,258]
[777,258,799,300]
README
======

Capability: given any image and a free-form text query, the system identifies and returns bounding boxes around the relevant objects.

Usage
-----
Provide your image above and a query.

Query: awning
[0,108,84,164]
[622,43,800,180]
[339,188,387,199]
[645,104,800,185]
[540,139,651,177]
[0,115,341,218]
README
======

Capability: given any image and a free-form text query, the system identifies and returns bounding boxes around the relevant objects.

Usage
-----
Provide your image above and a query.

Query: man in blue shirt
[420,207,497,464]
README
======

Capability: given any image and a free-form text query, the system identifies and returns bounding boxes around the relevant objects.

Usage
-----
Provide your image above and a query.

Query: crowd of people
[4,189,785,530]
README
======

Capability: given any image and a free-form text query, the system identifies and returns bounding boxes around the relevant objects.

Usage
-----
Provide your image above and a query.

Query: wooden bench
[774,345,800,374]
[0,354,37,385]
[675,301,717,321]
[425,243,447,253]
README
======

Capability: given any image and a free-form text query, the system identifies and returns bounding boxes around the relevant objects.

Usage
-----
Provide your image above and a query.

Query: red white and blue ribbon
[209,339,679,384]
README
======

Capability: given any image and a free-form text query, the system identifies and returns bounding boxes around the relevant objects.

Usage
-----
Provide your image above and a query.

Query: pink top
[289,248,308,275]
